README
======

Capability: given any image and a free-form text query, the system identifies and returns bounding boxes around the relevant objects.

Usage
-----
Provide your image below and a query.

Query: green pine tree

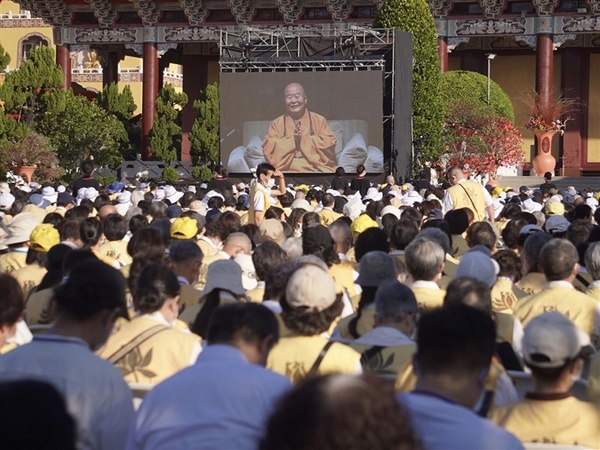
[36,90,128,171]
[190,82,220,180]
[0,46,63,129]
[97,83,139,158]
[375,0,444,163]
[149,84,188,164]
[0,43,11,72]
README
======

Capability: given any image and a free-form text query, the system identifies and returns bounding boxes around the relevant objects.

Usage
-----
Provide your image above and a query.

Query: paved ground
[497,176,600,191]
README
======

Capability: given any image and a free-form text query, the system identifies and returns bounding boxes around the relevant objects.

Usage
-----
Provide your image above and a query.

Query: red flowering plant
[439,103,524,175]
[0,133,65,181]
[522,92,578,136]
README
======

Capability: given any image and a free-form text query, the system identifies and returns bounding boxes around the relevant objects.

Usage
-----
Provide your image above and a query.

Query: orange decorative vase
[16,165,37,183]
[532,130,557,175]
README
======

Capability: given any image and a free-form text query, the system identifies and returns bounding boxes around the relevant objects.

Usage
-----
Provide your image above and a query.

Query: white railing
[118,66,142,74]
[0,10,32,19]
[72,65,103,74]
[163,69,183,79]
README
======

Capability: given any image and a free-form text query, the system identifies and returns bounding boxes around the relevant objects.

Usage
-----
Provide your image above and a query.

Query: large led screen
[220,71,384,174]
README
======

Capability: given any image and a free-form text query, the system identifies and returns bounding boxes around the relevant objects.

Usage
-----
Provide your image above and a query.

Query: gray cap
[356,251,397,287]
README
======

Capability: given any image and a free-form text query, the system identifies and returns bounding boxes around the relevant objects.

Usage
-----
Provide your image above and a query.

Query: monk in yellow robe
[263,82,337,172]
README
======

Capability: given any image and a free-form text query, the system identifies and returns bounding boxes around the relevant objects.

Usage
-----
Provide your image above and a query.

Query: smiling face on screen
[284,83,307,120]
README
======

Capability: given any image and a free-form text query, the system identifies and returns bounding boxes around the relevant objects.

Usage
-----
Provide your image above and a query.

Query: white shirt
[126,344,291,450]
[399,391,524,450]
[411,280,441,290]
[0,335,134,450]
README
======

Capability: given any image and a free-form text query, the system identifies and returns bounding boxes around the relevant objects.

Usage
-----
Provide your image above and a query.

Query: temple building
[0,0,598,174]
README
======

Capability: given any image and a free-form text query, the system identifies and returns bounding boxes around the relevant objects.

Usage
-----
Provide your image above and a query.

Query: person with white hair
[405,237,446,311]
[584,242,600,301]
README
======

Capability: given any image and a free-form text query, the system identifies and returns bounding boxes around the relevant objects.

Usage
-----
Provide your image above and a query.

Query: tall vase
[16,165,37,183]
[532,130,558,175]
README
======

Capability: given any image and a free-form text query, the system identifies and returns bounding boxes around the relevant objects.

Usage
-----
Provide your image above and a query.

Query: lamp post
[486,53,496,105]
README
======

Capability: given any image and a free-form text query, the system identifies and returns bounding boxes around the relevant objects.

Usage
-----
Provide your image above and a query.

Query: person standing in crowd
[443,166,495,224]
[490,312,599,449]
[126,303,291,450]
[350,164,370,198]
[249,163,286,226]
[0,259,134,450]
[206,165,233,194]
[539,171,557,196]
[398,305,523,449]
[330,167,349,194]
[71,160,101,196]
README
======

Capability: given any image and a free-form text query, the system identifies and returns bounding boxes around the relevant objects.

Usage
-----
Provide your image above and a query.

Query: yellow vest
[350,341,415,378]
[329,261,358,298]
[495,312,515,345]
[451,234,470,259]
[0,251,27,273]
[447,181,487,221]
[573,272,593,293]
[246,286,265,303]
[248,184,270,225]
[197,237,219,259]
[490,396,600,449]
[98,241,132,267]
[586,286,600,302]
[26,287,56,325]
[514,286,598,343]
[267,334,361,383]
[412,287,446,312]
[196,253,228,290]
[12,264,46,300]
[518,272,546,296]
[318,208,342,226]
[337,309,376,340]
[491,278,527,314]
[97,315,200,385]
[179,283,201,312]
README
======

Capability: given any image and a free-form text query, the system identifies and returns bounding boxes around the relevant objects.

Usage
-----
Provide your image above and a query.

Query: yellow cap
[351,214,379,236]
[29,224,60,252]
[294,184,309,193]
[170,217,198,240]
[545,201,565,216]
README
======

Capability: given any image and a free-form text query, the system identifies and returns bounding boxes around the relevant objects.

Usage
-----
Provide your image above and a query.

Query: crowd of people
[0,160,599,450]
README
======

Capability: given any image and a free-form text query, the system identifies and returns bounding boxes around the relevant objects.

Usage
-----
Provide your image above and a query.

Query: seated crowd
[0,161,599,450]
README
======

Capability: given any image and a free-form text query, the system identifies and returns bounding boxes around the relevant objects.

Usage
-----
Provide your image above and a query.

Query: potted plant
[0,133,65,182]
[523,92,577,175]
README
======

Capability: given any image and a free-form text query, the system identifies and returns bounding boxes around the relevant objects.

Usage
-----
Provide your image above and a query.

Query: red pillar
[438,36,448,73]
[142,42,158,161]
[560,48,588,176]
[535,34,554,111]
[181,54,210,162]
[56,44,71,91]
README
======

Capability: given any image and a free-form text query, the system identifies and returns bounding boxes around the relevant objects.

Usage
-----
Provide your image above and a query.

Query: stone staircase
[497,176,600,191]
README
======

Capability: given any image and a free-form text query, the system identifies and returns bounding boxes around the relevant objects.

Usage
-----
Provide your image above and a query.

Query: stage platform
[497,176,600,192]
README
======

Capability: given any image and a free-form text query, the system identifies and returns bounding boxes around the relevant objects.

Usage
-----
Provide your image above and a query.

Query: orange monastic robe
[263,110,336,172]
